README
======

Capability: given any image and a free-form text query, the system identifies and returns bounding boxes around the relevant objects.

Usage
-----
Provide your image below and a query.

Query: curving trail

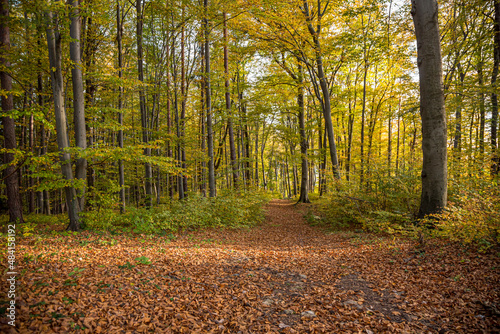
[3,199,499,333]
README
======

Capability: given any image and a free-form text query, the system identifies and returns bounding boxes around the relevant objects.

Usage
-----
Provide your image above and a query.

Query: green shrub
[106,190,268,234]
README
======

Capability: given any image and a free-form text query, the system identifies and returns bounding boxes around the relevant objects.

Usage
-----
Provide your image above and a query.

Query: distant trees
[1,0,498,227]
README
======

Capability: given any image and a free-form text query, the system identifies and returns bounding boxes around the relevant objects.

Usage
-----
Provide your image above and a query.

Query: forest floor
[1,199,500,333]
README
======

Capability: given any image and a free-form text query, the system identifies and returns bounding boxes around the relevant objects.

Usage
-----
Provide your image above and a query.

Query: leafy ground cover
[1,199,499,333]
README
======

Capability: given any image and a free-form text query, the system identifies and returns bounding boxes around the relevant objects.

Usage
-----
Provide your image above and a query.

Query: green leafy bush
[89,190,268,234]
[314,168,419,234]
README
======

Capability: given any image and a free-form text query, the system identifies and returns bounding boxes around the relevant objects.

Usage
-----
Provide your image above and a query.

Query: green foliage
[135,256,151,265]
[21,221,36,237]
[80,180,121,231]
[81,190,268,234]
[313,168,418,235]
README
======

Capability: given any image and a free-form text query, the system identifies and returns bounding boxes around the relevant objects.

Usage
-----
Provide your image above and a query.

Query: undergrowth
[81,190,269,234]
[312,168,500,252]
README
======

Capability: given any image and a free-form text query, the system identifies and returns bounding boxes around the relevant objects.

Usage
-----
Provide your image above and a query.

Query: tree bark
[136,0,153,206]
[1,0,24,224]
[411,0,448,218]
[478,47,485,157]
[181,6,188,195]
[491,0,500,175]
[46,6,81,230]
[302,1,340,180]
[297,63,310,203]
[117,0,125,212]
[69,0,87,210]
[224,12,238,188]
[205,0,216,197]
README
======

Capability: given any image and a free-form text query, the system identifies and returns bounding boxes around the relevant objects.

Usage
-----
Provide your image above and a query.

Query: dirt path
[3,199,499,333]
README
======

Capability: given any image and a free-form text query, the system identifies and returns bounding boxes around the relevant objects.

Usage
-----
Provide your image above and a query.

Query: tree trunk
[181,7,188,195]
[491,0,500,175]
[224,12,238,188]
[297,63,310,203]
[69,0,87,210]
[136,0,153,207]
[46,6,81,230]
[1,0,24,224]
[478,47,485,157]
[411,0,448,218]
[302,1,340,179]
[360,57,368,186]
[204,0,216,197]
[117,1,125,212]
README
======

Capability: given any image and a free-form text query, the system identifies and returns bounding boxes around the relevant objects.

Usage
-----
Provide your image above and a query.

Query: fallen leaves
[0,199,499,333]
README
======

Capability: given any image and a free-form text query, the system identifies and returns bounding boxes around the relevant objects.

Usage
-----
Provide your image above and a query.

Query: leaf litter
[1,199,499,333]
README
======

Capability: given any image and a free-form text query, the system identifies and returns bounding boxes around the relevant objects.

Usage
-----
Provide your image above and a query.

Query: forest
[0,0,499,332]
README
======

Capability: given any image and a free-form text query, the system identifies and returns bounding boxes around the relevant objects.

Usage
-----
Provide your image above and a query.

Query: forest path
[6,199,499,333]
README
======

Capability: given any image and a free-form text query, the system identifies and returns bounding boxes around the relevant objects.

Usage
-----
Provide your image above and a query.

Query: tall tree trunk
[387,107,392,175]
[491,0,500,175]
[28,110,35,213]
[453,63,464,165]
[199,38,206,195]
[478,47,486,157]
[181,7,188,195]
[254,122,259,185]
[69,0,87,209]
[297,63,310,203]
[83,10,96,203]
[1,0,24,224]
[302,1,340,179]
[173,56,184,199]
[205,0,216,197]
[224,12,238,188]
[412,0,448,218]
[136,0,153,206]
[117,1,125,212]
[46,6,81,230]
[360,59,368,186]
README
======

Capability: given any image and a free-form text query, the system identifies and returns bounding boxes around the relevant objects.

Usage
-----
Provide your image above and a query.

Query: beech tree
[69,0,87,209]
[1,0,24,224]
[411,0,448,218]
[46,1,82,230]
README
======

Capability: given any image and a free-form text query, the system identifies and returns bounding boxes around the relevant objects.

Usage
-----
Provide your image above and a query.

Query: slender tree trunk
[411,0,448,218]
[453,64,464,165]
[46,6,81,230]
[302,1,340,179]
[491,0,500,175]
[69,0,87,210]
[478,48,486,157]
[28,110,35,213]
[223,12,238,189]
[255,122,259,186]
[83,10,96,203]
[181,7,188,195]
[396,99,401,172]
[297,63,310,203]
[117,1,125,212]
[200,39,206,196]
[136,0,153,207]
[173,64,184,199]
[387,107,392,175]
[1,0,23,223]
[360,58,368,186]
[204,0,215,197]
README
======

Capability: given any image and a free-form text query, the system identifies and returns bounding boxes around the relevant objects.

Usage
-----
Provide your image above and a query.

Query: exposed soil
[1,199,499,333]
